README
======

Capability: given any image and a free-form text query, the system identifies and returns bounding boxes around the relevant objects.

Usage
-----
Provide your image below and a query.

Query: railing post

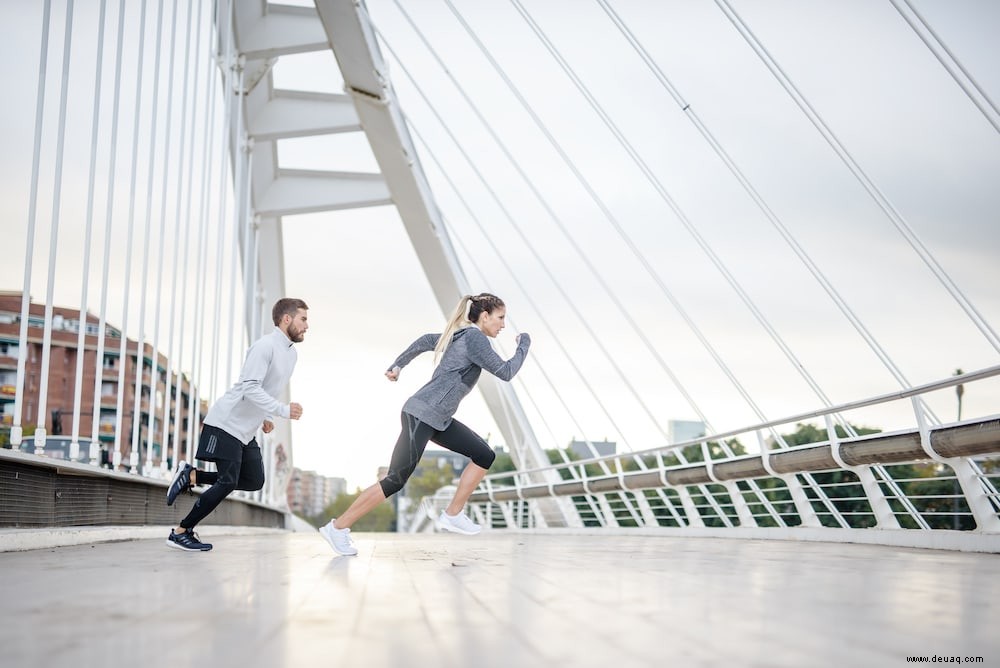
[826,416,899,529]
[759,430,822,528]
[595,494,619,528]
[632,491,660,528]
[913,398,1000,532]
[499,501,515,529]
[724,481,757,527]
[702,435,756,527]
[676,487,704,528]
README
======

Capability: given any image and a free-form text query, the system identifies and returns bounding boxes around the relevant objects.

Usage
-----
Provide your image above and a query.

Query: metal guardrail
[463,365,1000,552]
[0,448,286,531]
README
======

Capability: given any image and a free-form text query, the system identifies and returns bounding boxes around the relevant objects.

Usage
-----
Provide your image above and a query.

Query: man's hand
[262,420,274,434]
[385,366,400,382]
[289,402,303,420]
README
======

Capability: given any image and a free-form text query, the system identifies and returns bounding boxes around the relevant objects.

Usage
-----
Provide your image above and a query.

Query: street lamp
[952,369,964,529]
[954,368,964,421]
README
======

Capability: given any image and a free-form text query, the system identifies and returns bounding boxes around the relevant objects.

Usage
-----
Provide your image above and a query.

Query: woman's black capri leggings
[379,411,495,498]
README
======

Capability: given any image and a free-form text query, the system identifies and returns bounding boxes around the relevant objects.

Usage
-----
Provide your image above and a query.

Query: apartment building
[0,291,205,469]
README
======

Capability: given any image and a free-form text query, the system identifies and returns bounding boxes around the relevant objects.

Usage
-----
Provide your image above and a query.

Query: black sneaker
[166,462,194,506]
[166,529,212,552]
[188,530,212,551]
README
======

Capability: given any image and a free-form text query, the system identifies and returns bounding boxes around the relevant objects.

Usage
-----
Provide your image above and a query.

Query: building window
[99,415,116,433]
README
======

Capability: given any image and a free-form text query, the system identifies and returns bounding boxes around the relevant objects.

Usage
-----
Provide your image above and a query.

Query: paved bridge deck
[2,529,997,667]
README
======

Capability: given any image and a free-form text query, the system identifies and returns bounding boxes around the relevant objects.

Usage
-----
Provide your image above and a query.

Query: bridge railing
[0,447,287,532]
[466,365,1000,552]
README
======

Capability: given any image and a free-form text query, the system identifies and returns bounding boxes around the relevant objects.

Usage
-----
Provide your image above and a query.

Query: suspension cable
[445,208,615,473]
[889,0,1000,134]
[190,0,214,468]
[132,0,170,474]
[385,41,655,450]
[89,0,128,465]
[442,0,789,438]
[395,4,807,511]
[12,0,52,449]
[112,0,150,468]
[210,0,236,404]
[395,3,825,519]
[398,0,715,436]
[410,115,624,455]
[595,0,939,431]
[70,0,108,462]
[453,215,615,469]
[716,0,1000,354]
[381,33,676,447]
[509,0,859,435]
[36,0,76,455]
[388,17,754,519]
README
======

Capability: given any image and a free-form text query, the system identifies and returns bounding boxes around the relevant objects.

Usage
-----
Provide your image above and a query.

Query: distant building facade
[0,291,205,468]
[286,467,347,518]
[568,438,616,459]
[667,419,706,445]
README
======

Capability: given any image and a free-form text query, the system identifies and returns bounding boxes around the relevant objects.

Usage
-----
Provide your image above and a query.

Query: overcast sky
[2,1,999,490]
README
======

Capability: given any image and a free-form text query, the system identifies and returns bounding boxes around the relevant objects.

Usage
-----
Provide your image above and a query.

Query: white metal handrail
[469,366,1000,552]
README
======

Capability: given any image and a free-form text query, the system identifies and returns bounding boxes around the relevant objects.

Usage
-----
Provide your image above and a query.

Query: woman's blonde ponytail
[434,295,473,362]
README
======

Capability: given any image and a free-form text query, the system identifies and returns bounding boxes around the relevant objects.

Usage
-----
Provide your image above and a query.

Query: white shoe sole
[436,516,481,536]
[165,537,210,552]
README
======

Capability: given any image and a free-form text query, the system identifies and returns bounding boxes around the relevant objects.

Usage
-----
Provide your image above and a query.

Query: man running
[165,298,308,551]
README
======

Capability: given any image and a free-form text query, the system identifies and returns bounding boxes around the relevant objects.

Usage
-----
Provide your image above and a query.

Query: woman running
[320,293,531,555]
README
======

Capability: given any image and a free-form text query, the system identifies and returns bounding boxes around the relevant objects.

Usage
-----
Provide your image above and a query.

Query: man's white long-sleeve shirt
[203,326,298,445]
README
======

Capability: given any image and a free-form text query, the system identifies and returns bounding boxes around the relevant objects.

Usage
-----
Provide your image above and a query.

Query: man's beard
[288,325,305,343]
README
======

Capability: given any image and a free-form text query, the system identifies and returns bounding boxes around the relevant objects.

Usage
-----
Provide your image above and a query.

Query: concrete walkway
[2,530,998,667]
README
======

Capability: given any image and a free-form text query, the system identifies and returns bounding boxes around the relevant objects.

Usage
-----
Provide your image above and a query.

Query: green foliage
[491,451,516,473]
[1,424,35,449]
[675,438,747,464]
[405,462,457,501]
[489,423,988,532]
[768,423,979,530]
[488,450,518,485]
[546,447,606,480]
[781,422,881,446]
[308,490,396,532]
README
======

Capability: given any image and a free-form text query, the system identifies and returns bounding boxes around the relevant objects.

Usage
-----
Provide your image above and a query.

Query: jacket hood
[453,325,478,341]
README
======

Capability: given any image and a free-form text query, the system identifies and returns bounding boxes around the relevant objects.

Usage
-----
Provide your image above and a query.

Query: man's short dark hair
[272,298,308,325]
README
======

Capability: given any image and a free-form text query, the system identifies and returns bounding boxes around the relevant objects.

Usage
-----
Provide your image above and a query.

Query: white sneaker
[319,520,358,556]
[437,510,482,535]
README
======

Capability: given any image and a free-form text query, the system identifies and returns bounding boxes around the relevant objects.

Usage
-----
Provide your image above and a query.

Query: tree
[491,450,516,473]
[314,490,396,532]
[765,422,978,530]
[406,462,458,501]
